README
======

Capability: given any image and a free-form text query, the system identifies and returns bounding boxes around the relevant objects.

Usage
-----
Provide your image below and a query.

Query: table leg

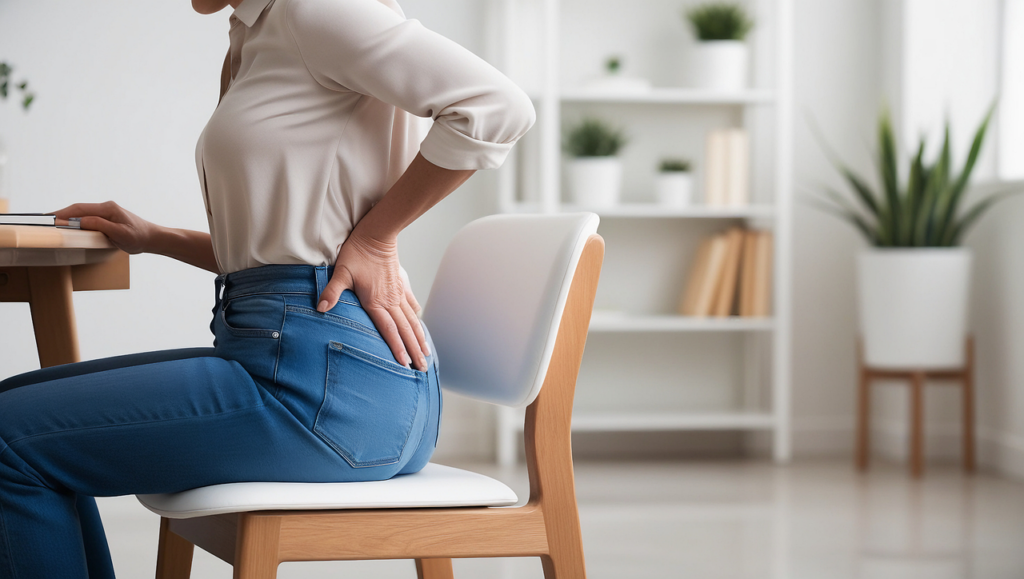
[910,371,925,478]
[27,266,80,368]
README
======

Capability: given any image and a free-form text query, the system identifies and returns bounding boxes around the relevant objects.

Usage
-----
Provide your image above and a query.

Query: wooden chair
[138,213,605,579]
[855,337,976,478]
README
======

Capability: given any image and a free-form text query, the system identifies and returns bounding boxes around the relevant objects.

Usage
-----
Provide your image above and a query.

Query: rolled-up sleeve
[286,0,536,170]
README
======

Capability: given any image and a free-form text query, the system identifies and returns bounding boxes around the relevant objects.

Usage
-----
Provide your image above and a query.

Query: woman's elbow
[502,83,537,142]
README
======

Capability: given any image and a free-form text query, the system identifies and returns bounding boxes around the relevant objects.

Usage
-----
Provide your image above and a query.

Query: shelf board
[505,203,774,219]
[559,88,775,105]
[562,203,774,219]
[589,314,774,333]
[513,411,776,432]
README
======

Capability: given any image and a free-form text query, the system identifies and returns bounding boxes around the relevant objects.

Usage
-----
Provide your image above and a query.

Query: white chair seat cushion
[136,463,518,520]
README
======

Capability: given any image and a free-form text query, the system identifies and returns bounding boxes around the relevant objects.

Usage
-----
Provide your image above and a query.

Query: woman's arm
[318,154,474,372]
[51,201,220,274]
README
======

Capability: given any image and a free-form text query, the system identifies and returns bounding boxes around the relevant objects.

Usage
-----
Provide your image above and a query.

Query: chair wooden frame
[855,336,976,478]
[153,234,605,579]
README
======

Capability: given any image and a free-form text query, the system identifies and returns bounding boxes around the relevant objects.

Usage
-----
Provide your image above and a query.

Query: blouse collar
[231,0,274,27]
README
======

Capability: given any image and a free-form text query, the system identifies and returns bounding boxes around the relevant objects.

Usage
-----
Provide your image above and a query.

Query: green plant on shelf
[605,56,621,75]
[0,62,35,110]
[685,3,754,41]
[810,104,1018,247]
[563,118,627,158]
[659,158,692,172]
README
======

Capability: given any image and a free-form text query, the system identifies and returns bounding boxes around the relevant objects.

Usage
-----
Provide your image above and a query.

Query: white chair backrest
[422,213,600,408]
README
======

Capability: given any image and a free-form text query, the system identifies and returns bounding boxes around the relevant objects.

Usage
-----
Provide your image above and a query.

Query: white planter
[857,248,972,369]
[689,41,748,91]
[568,157,622,208]
[655,172,693,207]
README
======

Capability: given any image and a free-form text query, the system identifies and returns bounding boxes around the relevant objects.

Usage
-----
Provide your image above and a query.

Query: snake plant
[813,105,1015,247]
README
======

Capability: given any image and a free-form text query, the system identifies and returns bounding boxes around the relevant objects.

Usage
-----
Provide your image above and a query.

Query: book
[726,130,750,206]
[691,233,730,317]
[679,236,714,315]
[0,213,81,229]
[711,227,745,317]
[738,230,759,316]
[752,231,773,317]
[703,129,750,207]
[703,131,728,206]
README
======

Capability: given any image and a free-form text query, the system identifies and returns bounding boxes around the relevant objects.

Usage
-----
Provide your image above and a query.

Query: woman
[0,0,534,575]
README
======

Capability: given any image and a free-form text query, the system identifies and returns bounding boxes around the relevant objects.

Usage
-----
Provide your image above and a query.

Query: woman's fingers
[51,201,121,221]
[401,296,429,357]
[317,265,354,313]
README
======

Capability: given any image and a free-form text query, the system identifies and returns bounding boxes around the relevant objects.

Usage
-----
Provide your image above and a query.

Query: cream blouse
[196,0,536,274]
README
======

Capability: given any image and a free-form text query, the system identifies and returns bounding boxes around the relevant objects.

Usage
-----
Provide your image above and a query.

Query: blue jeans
[0,264,441,578]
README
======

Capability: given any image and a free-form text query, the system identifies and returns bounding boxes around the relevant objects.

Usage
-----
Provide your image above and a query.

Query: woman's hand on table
[318,230,429,372]
[51,201,156,255]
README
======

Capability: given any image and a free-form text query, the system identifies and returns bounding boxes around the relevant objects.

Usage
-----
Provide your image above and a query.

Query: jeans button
[272,331,280,339]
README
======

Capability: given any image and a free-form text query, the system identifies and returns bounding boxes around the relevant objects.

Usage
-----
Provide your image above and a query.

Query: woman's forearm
[354,153,475,243]
[147,226,220,274]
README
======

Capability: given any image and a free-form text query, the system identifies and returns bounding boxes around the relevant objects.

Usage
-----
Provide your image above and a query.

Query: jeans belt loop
[314,266,329,301]
[214,274,227,312]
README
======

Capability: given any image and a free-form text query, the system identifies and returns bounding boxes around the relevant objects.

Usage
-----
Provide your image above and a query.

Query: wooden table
[0,225,129,368]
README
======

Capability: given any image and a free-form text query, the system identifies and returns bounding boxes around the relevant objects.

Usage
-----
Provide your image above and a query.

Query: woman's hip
[211,264,441,471]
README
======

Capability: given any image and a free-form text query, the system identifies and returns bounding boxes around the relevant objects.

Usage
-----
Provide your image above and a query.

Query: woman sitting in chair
[0,0,534,576]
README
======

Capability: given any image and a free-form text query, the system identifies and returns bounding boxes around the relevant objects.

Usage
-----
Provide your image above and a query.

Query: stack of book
[703,128,749,207]
[678,227,772,317]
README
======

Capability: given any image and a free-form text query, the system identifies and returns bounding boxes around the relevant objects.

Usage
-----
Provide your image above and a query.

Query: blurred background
[1,0,1023,577]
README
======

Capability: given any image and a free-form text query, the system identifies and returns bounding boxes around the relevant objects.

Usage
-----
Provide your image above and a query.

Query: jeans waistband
[215,264,337,303]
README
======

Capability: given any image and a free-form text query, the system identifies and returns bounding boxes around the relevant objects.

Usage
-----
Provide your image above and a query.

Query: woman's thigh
[0,353,350,497]
[0,348,217,393]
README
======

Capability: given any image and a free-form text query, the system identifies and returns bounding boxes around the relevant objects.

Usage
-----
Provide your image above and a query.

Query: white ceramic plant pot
[568,157,622,208]
[857,248,972,369]
[655,172,693,207]
[689,41,748,91]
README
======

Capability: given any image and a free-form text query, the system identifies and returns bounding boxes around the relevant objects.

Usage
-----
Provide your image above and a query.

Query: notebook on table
[0,213,81,229]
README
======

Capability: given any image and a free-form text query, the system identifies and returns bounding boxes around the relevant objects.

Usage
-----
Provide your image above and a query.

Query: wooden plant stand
[855,337,975,478]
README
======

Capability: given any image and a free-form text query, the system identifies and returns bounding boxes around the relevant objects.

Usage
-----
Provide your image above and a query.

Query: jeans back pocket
[313,341,424,468]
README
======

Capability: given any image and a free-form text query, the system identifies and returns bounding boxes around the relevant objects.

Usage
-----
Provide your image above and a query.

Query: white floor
[97,459,1024,578]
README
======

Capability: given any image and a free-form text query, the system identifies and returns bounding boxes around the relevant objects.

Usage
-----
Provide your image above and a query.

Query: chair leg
[233,514,281,579]
[415,558,454,579]
[156,517,194,579]
[963,337,976,473]
[539,506,587,579]
[856,363,871,471]
[910,371,925,478]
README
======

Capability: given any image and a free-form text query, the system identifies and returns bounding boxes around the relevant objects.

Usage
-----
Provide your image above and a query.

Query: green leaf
[878,109,902,243]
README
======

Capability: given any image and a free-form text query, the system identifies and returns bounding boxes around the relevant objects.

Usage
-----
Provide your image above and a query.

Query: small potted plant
[684,3,754,91]
[0,61,35,213]
[584,55,651,93]
[655,158,693,207]
[812,105,1017,369]
[564,117,627,208]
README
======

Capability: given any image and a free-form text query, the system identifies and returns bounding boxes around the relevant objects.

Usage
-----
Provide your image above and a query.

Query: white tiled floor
[97,460,1024,578]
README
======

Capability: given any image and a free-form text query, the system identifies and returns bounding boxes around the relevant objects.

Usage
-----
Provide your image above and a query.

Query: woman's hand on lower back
[318,231,430,371]
[51,201,157,255]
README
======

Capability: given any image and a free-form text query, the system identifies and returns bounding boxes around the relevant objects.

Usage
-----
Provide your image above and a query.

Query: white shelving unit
[490,0,793,466]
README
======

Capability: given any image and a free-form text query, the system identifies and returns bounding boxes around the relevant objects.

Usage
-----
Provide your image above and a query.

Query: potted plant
[564,117,627,208]
[684,3,754,91]
[0,61,35,213]
[813,106,1016,369]
[584,55,651,93]
[655,158,693,207]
